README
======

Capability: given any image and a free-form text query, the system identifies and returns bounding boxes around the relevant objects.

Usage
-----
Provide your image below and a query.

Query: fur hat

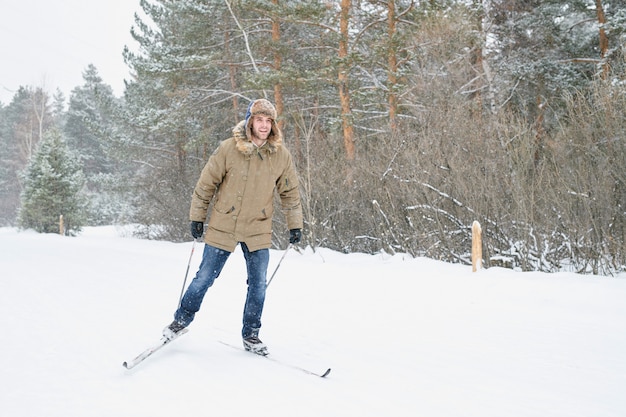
[243,99,281,144]
[245,99,277,121]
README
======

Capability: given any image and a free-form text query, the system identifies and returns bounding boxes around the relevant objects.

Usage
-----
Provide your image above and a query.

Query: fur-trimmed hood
[232,99,283,155]
[232,120,283,155]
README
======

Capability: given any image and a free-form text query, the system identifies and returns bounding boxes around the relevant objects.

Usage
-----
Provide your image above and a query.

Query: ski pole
[177,238,199,309]
[266,244,291,288]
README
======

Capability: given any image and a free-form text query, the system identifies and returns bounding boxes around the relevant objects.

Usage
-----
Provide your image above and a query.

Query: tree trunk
[224,30,239,125]
[387,0,398,132]
[339,0,355,161]
[272,0,285,130]
[480,0,496,114]
[595,0,609,79]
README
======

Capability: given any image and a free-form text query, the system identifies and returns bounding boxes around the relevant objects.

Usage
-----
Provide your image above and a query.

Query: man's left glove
[190,221,204,239]
[289,228,302,244]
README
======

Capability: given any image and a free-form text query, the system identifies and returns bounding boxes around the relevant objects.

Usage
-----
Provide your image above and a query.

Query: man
[163,99,303,356]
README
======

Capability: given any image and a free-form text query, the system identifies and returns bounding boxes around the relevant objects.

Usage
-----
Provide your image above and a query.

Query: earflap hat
[244,99,282,145]
[245,98,277,121]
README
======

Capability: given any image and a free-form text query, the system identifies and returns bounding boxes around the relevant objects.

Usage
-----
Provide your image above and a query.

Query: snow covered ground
[1,226,625,417]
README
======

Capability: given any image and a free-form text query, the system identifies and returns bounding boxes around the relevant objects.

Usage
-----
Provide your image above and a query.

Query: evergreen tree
[18,128,88,235]
[0,87,54,225]
[0,101,12,225]
[51,89,67,132]
[65,64,116,177]
[485,0,626,124]
[64,65,132,226]
[121,0,240,240]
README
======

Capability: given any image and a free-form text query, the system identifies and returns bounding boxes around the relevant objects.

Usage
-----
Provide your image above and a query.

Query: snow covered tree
[0,87,54,225]
[481,0,626,125]
[105,0,626,271]
[0,102,13,225]
[64,65,131,226]
[18,128,88,235]
[65,64,117,177]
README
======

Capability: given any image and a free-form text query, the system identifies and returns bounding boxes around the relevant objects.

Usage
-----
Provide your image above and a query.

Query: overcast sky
[0,0,140,104]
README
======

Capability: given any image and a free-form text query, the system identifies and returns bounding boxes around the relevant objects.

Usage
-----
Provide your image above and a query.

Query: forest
[1,0,625,275]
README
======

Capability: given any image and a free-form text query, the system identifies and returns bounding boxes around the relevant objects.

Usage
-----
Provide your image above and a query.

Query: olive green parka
[189,119,303,252]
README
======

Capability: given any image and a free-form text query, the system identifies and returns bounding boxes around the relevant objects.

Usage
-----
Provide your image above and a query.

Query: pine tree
[18,128,88,235]
[0,87,54,225]
[65,64,116,177]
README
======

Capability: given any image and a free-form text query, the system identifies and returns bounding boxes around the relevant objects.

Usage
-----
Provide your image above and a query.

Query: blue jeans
[174,242,269,339]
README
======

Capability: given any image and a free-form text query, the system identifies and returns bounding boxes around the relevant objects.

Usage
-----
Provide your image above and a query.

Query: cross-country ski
[122,328,189,370]
[218,340,331,378]
[122,328,330,378]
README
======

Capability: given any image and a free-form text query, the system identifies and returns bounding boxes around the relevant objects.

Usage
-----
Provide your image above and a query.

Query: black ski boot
[163,320,187,340]
[243,336,269,356]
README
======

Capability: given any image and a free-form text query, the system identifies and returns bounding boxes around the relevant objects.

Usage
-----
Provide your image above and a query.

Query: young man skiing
[163,98,303,355]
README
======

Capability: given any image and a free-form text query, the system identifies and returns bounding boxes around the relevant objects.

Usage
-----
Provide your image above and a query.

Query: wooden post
[471,221,482,272]
[59,215,65,236]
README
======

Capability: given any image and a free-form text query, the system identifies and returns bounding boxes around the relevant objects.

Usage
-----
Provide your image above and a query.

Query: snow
[1,226,625,417]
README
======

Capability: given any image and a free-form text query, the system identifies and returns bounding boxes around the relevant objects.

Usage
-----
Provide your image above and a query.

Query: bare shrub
[548,86,626,274]
[295,82,626,275]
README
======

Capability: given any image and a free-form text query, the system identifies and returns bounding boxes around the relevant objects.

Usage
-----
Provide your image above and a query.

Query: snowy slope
[1,227,625,417]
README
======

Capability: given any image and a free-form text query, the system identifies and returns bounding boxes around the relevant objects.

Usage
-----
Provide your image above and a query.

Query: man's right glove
[289,228,302,244]
[190,221,204,239]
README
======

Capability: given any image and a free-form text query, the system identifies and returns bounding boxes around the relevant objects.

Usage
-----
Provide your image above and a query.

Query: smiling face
[250,114,273,143]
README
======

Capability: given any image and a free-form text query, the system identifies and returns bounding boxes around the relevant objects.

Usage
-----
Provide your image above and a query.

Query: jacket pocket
[259,205,273,220]
[214,197,236,214]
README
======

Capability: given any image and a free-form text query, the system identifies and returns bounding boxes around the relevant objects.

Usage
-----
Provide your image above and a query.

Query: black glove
[289,228,302,244]
[190,221,204,239]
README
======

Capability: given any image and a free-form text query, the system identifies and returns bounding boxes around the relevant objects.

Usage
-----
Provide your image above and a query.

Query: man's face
[251,115,272,141]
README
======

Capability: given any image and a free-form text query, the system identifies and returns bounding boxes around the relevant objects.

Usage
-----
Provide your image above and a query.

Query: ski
[122,328,189,370]
[123,330,330,378]
[218,340,331,378]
